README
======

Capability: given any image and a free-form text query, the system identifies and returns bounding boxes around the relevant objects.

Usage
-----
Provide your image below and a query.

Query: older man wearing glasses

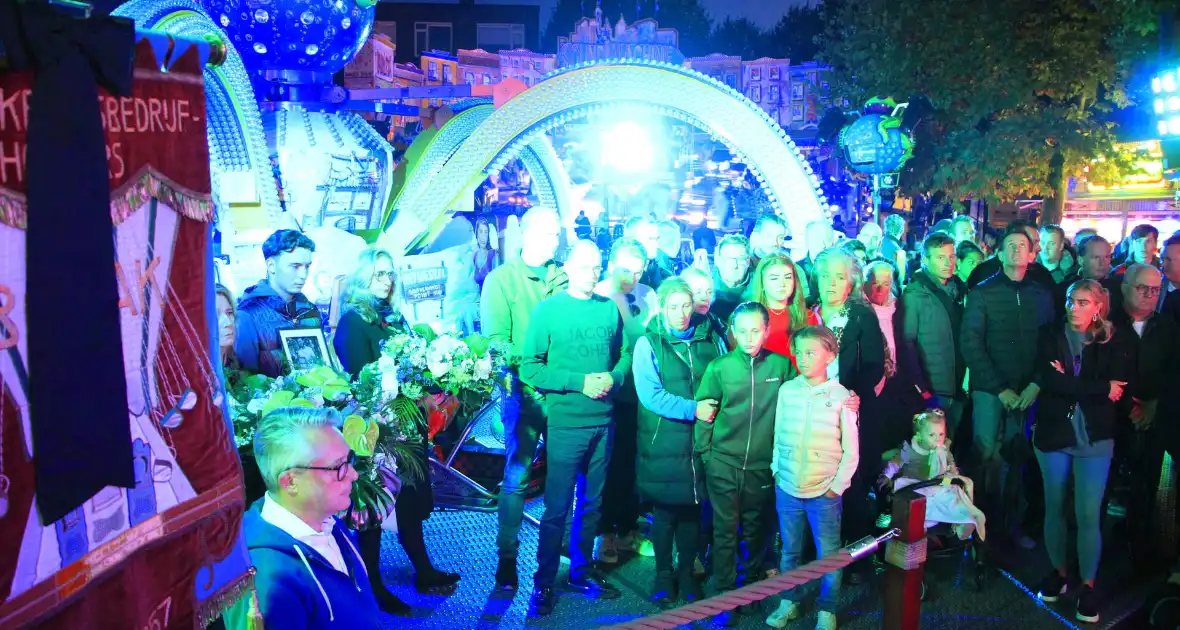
[241,407,381,629]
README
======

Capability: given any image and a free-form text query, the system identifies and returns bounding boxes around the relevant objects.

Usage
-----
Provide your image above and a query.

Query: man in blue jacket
[242,407,381,629]
[235,230,322,377]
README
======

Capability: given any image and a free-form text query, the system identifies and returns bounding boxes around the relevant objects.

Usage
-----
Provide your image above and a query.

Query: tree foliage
[542,0,714,57]
[817,0,1161,223]
[710,18,766,61]
[765,5,825,62]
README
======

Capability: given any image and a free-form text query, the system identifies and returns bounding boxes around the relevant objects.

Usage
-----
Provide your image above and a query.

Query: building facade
[683,53,743,92]
[498,48,556,87]
[556,12,683,68]
[457,48,502,86]
[786,61,831,134]
[373,0,542,64]
[741,57,791,129]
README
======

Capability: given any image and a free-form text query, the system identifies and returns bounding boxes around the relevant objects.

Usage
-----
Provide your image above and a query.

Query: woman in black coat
[632,279,727,607]
[811,247,887,581]
[333,248,459,613]
[1029,279,1137,624]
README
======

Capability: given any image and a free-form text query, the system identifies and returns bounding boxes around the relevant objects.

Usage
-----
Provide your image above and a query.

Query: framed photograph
[751,85,762,102]
[791,83,804,100]
[751,67,761,81]
[769,66,780,81]
[280,327,331,372]
[792,103,804,120]
[769,85,780,103]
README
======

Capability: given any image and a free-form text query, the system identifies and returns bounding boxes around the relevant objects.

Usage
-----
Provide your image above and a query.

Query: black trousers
[600,401,640,536]
[651,502,701,576]
[705,458,773,591]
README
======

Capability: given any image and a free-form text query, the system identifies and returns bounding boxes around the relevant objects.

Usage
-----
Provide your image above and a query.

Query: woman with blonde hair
[332,248,460,615]
[215,284,239,369]
[1031,279,1137,624]
[748,254,818,365]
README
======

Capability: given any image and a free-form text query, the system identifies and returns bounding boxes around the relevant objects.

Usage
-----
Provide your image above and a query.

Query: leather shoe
[494,558,518,593]
[567,571,622,599]
[415,569,460,594]
[530,586,556,616]
[372,587,411,616]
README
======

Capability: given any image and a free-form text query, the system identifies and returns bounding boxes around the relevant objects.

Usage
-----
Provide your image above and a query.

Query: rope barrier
[604,529,901,630]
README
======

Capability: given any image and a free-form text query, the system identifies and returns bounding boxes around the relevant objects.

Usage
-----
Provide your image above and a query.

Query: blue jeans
[776,487,843,613]
[496,386,546,560]
[1035,446,1112,582]
[534,423,614,587]
[971,391,1030,534]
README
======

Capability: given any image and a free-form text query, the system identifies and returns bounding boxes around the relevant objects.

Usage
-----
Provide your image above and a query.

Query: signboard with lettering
[0,38,249,630]
[373,38,395,83]
[401,265,448,303]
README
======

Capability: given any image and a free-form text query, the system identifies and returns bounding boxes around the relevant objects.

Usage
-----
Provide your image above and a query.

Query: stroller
[874,464,988,600]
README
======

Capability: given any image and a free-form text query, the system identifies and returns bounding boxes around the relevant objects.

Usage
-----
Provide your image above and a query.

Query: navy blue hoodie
[243,500,381,629]
[234,280,321,377]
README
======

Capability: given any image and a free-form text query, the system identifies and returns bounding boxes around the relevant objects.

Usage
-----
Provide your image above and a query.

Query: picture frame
[279,327,331,372]
[751,67,761,81]
[751,85,762,102]
[791,83,804,100]
[769,66,780,81]
[792,103,804,120]
[769,85,780,103]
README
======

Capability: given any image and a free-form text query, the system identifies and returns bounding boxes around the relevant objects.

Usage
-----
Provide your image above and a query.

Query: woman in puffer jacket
[632,279,727,608]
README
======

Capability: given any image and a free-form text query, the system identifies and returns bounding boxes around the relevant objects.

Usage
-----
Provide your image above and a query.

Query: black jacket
[829,300,887,400]
[635,317,727,505]
[234,280,323,377]
[1031,324,1138,452]
[901,270,966,397]
[961,271,1055,395]
[1108,309,1180,402]
[1163,286,1180,325]
[967,257,1057,292]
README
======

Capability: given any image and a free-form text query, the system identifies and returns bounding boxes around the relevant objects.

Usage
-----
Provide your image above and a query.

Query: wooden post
[884,490,927,630]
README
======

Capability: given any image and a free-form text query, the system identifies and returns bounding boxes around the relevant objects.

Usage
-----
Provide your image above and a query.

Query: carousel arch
[383,59,829,255]
[113,0,284,226]
[381,100,572,237]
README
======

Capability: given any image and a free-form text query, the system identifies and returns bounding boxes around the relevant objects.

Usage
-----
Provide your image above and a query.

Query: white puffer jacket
[772,376,860,499]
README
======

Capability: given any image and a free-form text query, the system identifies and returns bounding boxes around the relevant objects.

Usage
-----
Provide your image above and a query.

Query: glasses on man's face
[1133,284,1162,297]
[290,450,356,481]
[624,293,641,317]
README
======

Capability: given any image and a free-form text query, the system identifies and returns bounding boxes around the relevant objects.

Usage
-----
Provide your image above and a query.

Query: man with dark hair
[951,215,977,246]
[962,225,1054,549]
[1161,234,1180,323]
[966,220,1056,290]
[653,219,685,286]
[902,232,967,444]
[1058,234,1120,318]
[235,229,321,377]
[1038,224,1069,283]
[1113,223,1161,277]
[749,213,789,264]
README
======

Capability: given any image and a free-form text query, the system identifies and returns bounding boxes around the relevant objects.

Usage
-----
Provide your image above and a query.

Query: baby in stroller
[881,410,986,541]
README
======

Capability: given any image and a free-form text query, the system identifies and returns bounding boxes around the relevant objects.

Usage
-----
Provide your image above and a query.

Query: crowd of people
[220,208,1180,629]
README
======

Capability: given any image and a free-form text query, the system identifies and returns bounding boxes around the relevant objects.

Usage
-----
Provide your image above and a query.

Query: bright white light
[1157,99,1167,114]
[1170,96,1180,111]
[1165,72,1178,93]
[1160,120,1170,136]
[719,160,731,171]
[1170,116,1180,135]
[1154,77,1163,93]
[704,160,716,171]
[600,120,655,174]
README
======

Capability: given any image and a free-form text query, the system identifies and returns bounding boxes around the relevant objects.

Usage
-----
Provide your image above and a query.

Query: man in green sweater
[521,240,633,616]
[480,207,568,593]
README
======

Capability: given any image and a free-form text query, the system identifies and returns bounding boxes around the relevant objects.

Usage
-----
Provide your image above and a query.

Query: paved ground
[369,503,1159,630]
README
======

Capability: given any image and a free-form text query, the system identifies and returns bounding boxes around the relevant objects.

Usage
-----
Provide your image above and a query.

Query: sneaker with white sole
[765,600,800,628]
[594,534,619,564]
[816,610,838,630]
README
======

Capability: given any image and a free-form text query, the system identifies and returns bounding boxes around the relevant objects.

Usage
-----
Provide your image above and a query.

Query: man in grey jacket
[902,232,966,444]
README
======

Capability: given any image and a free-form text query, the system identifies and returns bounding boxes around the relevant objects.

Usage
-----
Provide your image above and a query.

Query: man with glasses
[711,234,755,322]
[241,407,381,628]
[1113,264,1176,561]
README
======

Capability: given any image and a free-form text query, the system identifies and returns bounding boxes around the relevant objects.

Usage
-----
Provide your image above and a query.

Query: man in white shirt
[241,407,385,628]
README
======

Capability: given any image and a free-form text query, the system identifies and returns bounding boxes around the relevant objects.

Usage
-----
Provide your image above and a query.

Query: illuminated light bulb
[1170,96,1180,111]
[1165,72,1178,93]
[1157,99,1166,114]
[1154,77,1163,93]
[1170,116,1180,135]
[1160,120,1170,136]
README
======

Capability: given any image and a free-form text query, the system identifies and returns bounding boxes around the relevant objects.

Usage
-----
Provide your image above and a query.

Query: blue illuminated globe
[840,114,909,175]
[203,0,375,77]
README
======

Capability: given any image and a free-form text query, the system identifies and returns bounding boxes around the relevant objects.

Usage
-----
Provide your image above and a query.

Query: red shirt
[764,307,820,368]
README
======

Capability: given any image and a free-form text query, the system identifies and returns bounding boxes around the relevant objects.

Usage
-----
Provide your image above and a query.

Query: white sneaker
[594,534,619,564]
[765,601,800,628]
[816,610,838,630]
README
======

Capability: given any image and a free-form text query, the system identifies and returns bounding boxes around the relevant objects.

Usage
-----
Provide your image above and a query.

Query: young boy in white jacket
[767,326,860,630]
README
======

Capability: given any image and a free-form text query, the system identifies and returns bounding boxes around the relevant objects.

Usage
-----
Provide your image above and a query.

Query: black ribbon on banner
[0,1,137,525]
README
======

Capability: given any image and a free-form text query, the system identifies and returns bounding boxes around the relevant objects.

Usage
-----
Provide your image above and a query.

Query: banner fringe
[196,567,255,629]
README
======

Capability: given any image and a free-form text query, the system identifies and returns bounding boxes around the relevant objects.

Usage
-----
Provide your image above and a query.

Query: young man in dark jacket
[967,220,1057,291]
[961,225,1055,548]
[695,301,796,627]
[520,240,632,616]
[902,232,967,443]
[234,230,322,377]
[241,407,380,629]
